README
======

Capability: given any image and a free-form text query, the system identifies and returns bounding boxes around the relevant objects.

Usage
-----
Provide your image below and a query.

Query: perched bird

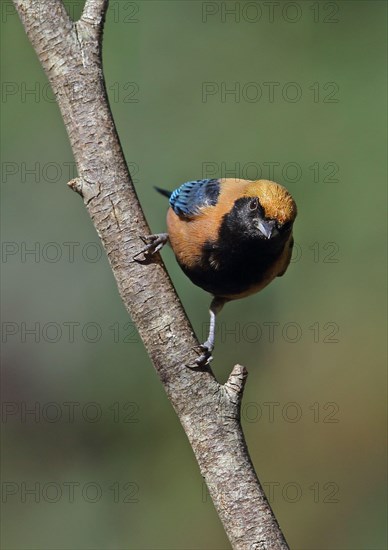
[135,178,297,366]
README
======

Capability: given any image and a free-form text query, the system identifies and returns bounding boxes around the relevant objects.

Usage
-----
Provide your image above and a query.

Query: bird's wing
[169,179,220,218]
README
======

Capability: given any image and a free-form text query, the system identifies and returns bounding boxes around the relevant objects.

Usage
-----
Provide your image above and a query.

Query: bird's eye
[249,197,259,211]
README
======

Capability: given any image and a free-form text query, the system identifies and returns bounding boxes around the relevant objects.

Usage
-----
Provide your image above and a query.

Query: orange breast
[166,179,249,268]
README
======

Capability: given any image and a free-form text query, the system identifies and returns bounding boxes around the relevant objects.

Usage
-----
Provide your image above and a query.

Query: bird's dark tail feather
[154,186,172,199]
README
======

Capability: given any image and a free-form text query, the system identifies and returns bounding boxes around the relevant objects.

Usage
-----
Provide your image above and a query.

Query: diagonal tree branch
[12,1,290,548]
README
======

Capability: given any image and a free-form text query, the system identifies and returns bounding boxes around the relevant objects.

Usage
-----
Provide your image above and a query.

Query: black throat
[180,203,291,296]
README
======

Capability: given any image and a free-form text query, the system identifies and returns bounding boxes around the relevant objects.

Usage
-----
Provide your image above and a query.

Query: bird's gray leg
[194,297,226,367]
[133,233,169,261]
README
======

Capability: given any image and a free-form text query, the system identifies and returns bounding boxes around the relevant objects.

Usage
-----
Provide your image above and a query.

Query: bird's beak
[258,219,277,239]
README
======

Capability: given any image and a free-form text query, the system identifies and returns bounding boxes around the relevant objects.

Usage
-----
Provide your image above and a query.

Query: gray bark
[12,1,290,548]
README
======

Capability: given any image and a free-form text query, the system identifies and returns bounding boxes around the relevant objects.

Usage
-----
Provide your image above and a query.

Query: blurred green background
[1,1,387,549]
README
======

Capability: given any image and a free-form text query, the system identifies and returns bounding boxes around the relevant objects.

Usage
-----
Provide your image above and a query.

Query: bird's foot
[133,233,169,262]
[191,342,213,368]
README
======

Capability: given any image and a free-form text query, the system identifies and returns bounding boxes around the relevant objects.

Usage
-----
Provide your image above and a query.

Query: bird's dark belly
[180,240,286,297]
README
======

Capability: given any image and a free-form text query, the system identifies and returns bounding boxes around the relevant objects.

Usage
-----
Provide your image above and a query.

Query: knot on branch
[68,178,100,204]
[223,364,248,408]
